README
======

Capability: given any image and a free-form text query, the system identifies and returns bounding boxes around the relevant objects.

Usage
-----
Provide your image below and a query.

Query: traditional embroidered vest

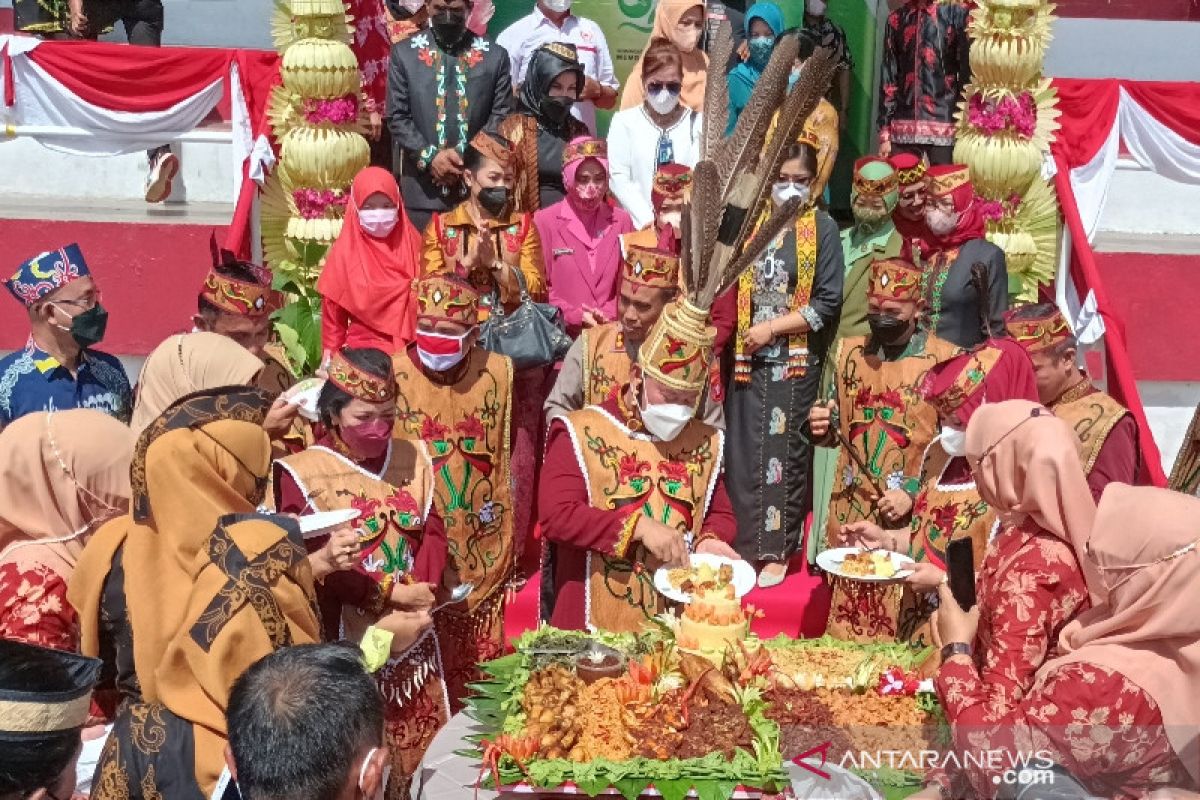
[1052,386,1132,475]
[560,406,724,633]
[896,442,997,647]
[823,332,959,643]
[392,348,515,606]
[257,344,296,395]
[582,323,632,407]
[273,441,434,644]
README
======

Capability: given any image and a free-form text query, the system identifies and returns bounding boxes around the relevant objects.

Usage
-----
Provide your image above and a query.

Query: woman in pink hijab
[534,137,635,338]
[933,483,1200,798]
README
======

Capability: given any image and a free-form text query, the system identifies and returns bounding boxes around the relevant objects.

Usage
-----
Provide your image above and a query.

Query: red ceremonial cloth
[316,167,421,353]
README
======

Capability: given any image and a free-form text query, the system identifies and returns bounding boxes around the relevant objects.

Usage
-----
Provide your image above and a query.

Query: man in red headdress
[1006,303,1138,500]
[917,164,1009,350]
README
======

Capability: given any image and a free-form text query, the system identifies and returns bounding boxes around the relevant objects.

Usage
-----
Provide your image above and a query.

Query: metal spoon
[431,582,474,612]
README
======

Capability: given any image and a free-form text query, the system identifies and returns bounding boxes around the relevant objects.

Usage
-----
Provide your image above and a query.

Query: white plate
[653,554,757,603]
[816,547,915,581]
[285,377,325,422]
[297,508,361,539]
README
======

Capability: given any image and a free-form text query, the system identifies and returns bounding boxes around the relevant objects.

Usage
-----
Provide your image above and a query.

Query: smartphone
[946,538,977,611]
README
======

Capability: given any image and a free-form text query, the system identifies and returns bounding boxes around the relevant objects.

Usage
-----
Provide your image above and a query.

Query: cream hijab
[965,400,1099,599]
[1038,484,1200,784]
[130,332,264,434]
[621,1,709,113]
[0,410,134,576]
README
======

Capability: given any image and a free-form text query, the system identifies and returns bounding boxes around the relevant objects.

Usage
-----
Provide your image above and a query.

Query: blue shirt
[0,339,132,426]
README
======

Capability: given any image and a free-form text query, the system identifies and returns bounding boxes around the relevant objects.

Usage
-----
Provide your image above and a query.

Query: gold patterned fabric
[638,300,716,395]
[561,406,723,632]
[821,332,959,642]
[582,323,632,407]
[392,347,515,709]
[1052,386,1131,475]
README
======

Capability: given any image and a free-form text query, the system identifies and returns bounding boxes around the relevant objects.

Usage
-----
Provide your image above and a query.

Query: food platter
[816,548,915,582]
[653,554,757,603]
[461,626,943,800]
[296,508,360,538]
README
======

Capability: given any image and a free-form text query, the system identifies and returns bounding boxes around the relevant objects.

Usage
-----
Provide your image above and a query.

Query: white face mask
[772,181,811,208]
[926,206,959,237]
[359,208,399,238]
[358,747,390,800]
[543,0,573,12]
[659,210,682,232]
[639,385,693,441]
[939,427,967,457]
[807,0,828,14]
[399,0,424,11]
[646,87,681,116]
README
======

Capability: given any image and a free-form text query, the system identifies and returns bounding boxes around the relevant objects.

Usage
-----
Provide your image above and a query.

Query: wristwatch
[940,642,972,662]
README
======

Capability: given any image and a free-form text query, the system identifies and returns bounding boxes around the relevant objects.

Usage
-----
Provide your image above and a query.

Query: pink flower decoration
[293,188,348,219]
[302,95,359,125]
[968,92,1038,139]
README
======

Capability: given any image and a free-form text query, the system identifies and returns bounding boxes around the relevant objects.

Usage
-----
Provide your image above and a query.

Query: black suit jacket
[386,33,514,213]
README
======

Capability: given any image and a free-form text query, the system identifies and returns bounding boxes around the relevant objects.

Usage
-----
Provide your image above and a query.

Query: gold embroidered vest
[896,443,996,647]
[582,323,632,407]
[561,406,724,633]
[823,332,959,643]
[273,442,434,642]
[392,348,515,607]
[1052,386,1130,474]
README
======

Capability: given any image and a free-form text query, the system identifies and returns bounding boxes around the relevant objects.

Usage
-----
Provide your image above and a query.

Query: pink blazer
[534,200,635,337]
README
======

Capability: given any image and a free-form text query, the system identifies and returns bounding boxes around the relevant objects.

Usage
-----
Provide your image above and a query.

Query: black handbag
[478,267,571,371]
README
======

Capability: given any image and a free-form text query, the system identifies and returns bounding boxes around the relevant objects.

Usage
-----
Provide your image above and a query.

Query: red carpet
[1094,251,1200,382]
[0,218,227,355]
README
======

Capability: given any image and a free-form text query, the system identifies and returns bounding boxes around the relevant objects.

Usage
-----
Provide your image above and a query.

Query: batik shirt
[0,339,131,426]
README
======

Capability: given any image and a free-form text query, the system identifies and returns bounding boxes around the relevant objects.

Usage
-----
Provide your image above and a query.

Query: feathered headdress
[640,24,838,395]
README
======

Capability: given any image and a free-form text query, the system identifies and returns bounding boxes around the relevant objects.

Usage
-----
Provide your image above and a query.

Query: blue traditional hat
[6,244,91,307]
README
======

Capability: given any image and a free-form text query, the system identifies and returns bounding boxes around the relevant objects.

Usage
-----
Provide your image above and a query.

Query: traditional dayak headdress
[926,164,972,199]
[415,274,479,326]
[921,339,1039,425]
[651,164,693,210]
[868,258,923,303]
[621,244,680,291]
[1004,305,1074,354]
[852,156,899,199]
[639,20,839,397]
[0,640,101,738]
[326,349,396,403]
[561,136,607,167]
[469,130,515,170]
[201,237,280,317]
[5,243,90,307]
[888,152,928,188]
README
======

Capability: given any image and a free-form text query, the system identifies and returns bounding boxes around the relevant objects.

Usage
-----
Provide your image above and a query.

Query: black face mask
[867,312,910,346]
[477,186,510,217]
[430,9,467,47]
[539,94,575,126]
[59,303,109,349]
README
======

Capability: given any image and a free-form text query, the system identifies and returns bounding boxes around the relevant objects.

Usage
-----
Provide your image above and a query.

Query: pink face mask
[572,180,606,211]
[340,418,392,459]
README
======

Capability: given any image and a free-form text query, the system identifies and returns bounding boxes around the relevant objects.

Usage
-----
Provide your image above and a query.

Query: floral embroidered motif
[0,562,76,651]
[766,458,783,485]
[769,407,786,435]
[765,506,781,532]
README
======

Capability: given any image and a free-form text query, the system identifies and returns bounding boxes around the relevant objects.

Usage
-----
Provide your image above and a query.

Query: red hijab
[317,167,421,350]
[925,164,987,254]
[921,337,1038,427]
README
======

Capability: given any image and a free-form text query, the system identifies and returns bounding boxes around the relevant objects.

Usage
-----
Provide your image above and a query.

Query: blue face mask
[748,36,774,70]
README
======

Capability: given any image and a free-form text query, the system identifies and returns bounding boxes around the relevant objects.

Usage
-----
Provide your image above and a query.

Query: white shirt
[607,106,703,229]
[496,6,619,134]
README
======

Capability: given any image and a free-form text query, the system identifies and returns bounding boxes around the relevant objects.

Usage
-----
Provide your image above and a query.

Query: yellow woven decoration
[286,217,344,252]
[272,0,352,51]
[953,129,1043,198]
[280,127,370,191]
[260,172,293,272]
[967,2,1054,87]
[280,38,361,99]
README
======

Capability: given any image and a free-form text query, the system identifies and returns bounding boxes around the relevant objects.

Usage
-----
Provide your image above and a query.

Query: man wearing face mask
[391,275,516,711]
[0,244,131,429]
[842,339,1039,648]
[1005,304,1138,501]
[497,0,620,136]
[540,298,741,632]
[808,258,958,642]
[386,0,513,233]
[835,157,903,341]
[225,644,391,800]
[919,164,1009,349]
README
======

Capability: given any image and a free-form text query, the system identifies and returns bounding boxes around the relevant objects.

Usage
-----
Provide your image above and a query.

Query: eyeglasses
[646,81,682,95]
[52,290,101,311]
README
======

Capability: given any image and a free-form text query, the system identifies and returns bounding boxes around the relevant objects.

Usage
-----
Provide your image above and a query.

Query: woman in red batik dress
[932,483,1200,799]
[0,410,134,650]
